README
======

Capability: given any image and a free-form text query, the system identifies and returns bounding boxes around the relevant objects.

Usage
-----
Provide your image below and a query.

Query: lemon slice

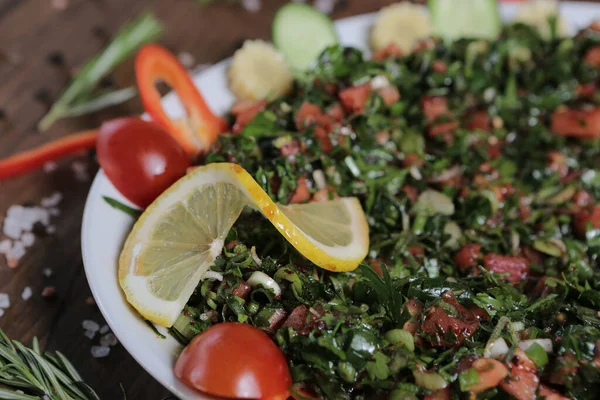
[119,163,369,326]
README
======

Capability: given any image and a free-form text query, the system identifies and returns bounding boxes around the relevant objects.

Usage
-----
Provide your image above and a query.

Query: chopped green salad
[162,17,600,399]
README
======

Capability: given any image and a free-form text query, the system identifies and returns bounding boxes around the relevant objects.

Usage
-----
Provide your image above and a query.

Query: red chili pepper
[0,130,97,180]
[135,44,229,158]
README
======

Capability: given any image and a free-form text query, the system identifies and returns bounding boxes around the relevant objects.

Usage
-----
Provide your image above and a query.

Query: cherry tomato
[174,323,292,399]
[97,117,189,208]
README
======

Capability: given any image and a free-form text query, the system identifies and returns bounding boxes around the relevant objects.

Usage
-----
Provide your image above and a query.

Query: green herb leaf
[103,196,142,219]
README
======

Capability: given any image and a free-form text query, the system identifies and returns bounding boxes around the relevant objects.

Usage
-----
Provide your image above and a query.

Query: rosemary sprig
[0,329,100,400]
[38,12,164,131]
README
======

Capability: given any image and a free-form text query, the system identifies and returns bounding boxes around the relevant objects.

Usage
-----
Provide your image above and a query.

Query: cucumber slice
[428,0,501,41]
[272,3,338,72]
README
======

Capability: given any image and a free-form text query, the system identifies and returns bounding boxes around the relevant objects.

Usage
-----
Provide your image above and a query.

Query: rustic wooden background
[0,0,596,399]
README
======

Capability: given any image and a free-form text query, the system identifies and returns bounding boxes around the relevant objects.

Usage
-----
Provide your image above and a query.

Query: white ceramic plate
[81,3,600,399]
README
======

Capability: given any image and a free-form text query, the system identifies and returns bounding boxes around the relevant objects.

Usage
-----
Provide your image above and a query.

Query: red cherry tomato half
[97,117,190,208]
[174,323,292,399]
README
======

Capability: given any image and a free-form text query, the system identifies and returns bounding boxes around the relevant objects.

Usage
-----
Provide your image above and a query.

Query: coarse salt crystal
[241,0,261,12]
[90,345,110,358]
[49,208,60,217]
[3,218,22,239]
[51,0,69,10]
[99,325,110,335]
[84,330,96,340]
[0,240,11,254]
[100,333,118,347]
[82,320,100,332]
[42,268,53,278]
[177,52,195,68]
[72,161,89,182]
[43,161,58,173]
[41,192,62,208]
[0,293,10,309]
[0,309,4,317]
[21,287,32,301]
[46,225,56,234]
[21,232,35,248]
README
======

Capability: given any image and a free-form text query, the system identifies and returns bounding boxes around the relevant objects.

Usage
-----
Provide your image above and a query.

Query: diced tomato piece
[281,305,310,335]
[521,246,545,267]
[326,103,345,122]
[368,259,385,277]
[230,99,267,116]
[585,46,600,67]
[279,139,301,158]
[420,292,479,347]
[590,21,600,32]
[547,151,569,178]
[538,385,570,400]
[402,299,423,334]
[576,82,597,97]
[469,358,509,394]
[415,38,437,53]
[574,204,600,237]
[402,185,418,203]
[377,85,400,106]
[520,196,532,222]
[422,96,457,136]
[376,131,390,145]
[295,102,323,130]
[453,244,482,272]
[466,110,491,132]
[231,100,267,134]
[429,121,459,136]
[422,96,450,122]
[310,186,338,202]
[372,43,404,61]
[408,245,425,257]
[232,280,251,299]
[500,349,539,400]
[289,178,311,204]
[574,190,594,208]
[487,140,504,159]
[402,153,424,168]
[432,60,447,74]
[551,107,600,138]
[424,387,450,400]
[483,254,529,283]
[339,84,372,114]
[549,352,579,386]
[492,183,515,204]
[314,125,334,154]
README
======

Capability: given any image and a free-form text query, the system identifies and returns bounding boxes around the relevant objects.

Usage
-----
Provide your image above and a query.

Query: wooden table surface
[0,0,597,399]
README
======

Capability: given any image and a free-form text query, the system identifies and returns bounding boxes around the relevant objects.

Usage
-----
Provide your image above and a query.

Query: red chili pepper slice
[135,44,229,158]
[0,130,97,180]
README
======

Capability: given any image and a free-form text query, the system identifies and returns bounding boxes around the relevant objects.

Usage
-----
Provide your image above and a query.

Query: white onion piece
[370,75,390,90]
[250,246,262,267]
[313,170,327,190]
[204,271,224,281]
[484,337,509,359]
[427,165,463,183]
[247,271,281,297]
[518,339,553,353]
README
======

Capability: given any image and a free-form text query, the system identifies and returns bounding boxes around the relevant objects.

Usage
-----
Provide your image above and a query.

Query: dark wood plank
[0,0,598,399]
